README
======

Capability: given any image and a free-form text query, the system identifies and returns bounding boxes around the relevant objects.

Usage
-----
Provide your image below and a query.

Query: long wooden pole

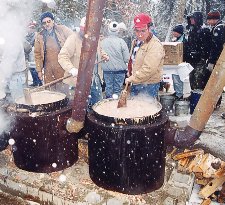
[66,0,106,133]
[189,46,225,131]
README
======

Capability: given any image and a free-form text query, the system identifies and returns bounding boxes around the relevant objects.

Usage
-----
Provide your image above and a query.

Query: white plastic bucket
[177,63,194,81]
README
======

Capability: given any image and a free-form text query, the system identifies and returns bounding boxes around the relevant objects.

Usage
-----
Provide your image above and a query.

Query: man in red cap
[125,13,165,98]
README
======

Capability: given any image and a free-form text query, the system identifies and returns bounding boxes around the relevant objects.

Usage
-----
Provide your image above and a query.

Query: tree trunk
[165,0,187,41]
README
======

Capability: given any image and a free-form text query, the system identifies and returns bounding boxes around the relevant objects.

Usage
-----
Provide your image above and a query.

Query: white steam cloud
[0,0,34,94]
[0,0,34,138]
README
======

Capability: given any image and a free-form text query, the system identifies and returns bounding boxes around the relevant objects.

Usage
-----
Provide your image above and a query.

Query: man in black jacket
[185,11,211,90]
[206,11,225,115]
[206,11,224,72]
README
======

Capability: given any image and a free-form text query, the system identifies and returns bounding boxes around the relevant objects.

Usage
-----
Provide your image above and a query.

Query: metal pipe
[66,0,106,133]
[167,46,225,147]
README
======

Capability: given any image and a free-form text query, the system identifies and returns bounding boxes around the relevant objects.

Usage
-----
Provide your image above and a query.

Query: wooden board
[199,175,225,199]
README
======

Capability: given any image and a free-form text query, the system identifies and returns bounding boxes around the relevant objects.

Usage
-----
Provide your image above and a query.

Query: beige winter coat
[34,24,73,73]
[58,32,105,86]
[58,32,82,86]
[129,35,165,84]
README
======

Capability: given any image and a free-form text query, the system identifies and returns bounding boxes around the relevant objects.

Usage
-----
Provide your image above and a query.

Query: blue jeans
[103,70,126,98]
[172,74,183,98]
[89,75,103,106]
[130,83,160,98]
[29,67,42,86]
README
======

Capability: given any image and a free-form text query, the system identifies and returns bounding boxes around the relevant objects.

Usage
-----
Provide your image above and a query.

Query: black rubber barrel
[10,106,78,173]
[86,111,169,194]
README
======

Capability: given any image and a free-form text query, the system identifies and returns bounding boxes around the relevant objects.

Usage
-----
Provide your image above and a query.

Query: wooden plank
[200,198,211,205]
[199,175,225,199]
[195,178,211,186]
[173,149,204,160]
[188,154,204,173]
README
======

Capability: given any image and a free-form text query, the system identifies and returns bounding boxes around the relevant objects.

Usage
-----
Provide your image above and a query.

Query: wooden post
[189,46,225,131]
[66,0,106,133]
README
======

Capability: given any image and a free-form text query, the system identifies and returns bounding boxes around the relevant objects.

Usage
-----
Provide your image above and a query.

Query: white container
[177,63,194,81]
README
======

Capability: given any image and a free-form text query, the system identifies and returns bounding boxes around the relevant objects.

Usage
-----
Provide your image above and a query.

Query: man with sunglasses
[34,11,73,92]
[125,13,165,98]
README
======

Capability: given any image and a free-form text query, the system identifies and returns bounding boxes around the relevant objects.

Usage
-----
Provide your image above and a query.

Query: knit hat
[207,10,221,20]
[172,24,184,34]
[118,22,127,31]
[40,11,54,22]
[133,13,152,29]
[108,21,119,32]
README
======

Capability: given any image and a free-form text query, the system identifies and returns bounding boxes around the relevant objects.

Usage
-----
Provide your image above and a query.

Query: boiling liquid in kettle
[93,99,161,119]
[15,90,66,105]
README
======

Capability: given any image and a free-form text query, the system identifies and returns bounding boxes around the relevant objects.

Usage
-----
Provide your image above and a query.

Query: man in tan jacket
[58,17,109,106]
[34,11,73,91]
[125,13,165,98]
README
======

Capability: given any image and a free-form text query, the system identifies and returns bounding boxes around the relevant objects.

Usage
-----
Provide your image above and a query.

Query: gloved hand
[125,77,131,84]
[207,63,214,72]
[69,67,78,77]
[101,54,109,62]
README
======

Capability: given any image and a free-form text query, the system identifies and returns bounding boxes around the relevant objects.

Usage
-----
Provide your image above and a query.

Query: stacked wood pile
[172,149,225,205]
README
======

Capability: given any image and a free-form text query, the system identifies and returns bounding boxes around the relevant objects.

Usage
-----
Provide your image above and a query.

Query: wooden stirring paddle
[117,82,129,108]
[23,74,72,105]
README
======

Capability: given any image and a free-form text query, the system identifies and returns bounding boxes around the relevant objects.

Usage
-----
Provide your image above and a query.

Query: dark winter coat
[185,12,211,66]
[185,11,211,90]
[208,20,224,65]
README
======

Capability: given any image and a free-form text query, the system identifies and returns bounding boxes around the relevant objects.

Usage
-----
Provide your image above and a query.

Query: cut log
[178,157,190,167]
[200,198,211,205]
[199,175,225,199]
[195,172,204,179]
[200,154,216,173]
[173,149,204,160]
[203,166,217,178]
[189,153,216,178]
[195,178,211,186]
[215,168,225,178]
[188,154,204,173]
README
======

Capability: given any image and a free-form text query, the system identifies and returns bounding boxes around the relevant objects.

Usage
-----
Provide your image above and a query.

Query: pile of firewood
[172,149,225,205]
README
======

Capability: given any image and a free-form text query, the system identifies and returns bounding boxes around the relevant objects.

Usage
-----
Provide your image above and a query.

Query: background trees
[35,0,225,41]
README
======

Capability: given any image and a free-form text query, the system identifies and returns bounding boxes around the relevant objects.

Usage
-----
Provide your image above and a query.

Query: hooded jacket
[208,20,224,64]
[101,32,129,72]
[185,11,211,65]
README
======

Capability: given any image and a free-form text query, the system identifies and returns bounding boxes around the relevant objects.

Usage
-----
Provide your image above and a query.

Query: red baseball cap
[134,13,152,28]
